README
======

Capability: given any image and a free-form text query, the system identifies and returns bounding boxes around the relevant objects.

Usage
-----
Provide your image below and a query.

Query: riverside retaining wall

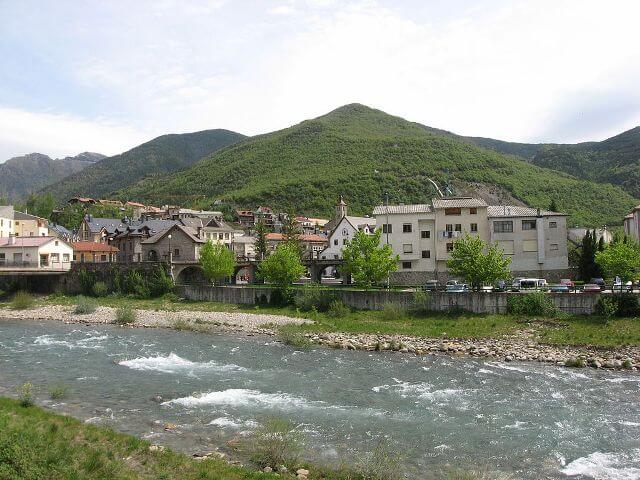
[176,285,604,315]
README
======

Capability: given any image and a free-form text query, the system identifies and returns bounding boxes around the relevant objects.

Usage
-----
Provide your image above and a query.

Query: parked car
[560,279,574,288]
[589,278,606,291]
[494,279,508,292]
[583,283,601,293]
[423,280,439,292]
[512,278,547,292]
[446,280,460,286]
[446,283,469,293]
[549,284,570,293]
[613,280,633,292]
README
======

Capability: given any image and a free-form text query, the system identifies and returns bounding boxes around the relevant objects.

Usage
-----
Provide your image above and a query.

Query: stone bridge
[171,258,345,285]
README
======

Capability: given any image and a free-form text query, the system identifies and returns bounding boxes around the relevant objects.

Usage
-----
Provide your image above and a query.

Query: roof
[266,233,328,243]
[345,216,376,228]
[125,201,146,207]
[0,236,60,248]
[69,197,96,203]
[71,242,119,253]
[141,224,205,245]
[0,205,14,219]
[372,204,432,215]
[233,236,256,244]
[236,210,253,216]
[111,219,179,239]
[85,217,126,234]
[49,224,73,236]
[203,218,235,231]
[432,197,488,209]
[13,211,45,221]
[487,206,566,218]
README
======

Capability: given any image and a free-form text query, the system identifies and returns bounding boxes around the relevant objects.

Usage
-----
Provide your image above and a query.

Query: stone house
[141,224,205,263]
[109,219,178,263]
[201,218,235,248]
[79,215,126,243]
[266,232,328,259]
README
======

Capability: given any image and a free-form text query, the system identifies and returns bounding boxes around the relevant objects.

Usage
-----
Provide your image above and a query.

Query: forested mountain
[0,152,103,201]
[41,129,246,201]
[122,104,637,227]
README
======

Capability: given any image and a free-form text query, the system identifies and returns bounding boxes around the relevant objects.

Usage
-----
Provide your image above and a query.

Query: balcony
[439,231,462,240]
[0,260,72,273]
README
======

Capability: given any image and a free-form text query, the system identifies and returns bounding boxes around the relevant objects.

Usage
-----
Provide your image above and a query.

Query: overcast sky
[1,0,639,160]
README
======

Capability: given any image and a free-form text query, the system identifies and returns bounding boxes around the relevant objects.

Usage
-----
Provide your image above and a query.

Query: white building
[0,236,73,271]
[623,205,640,242]
[0,206,14,238]
[13,211,49,237]
[373,197,570,284]
[320,197,376,260]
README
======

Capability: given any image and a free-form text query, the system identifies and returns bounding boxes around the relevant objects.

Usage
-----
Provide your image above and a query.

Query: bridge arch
[174,265,209,285]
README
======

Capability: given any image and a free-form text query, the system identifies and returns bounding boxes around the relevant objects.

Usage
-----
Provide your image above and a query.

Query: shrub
[327,299,350,318]
[614,293,640,317]
[78,268,96,295]
[357,439,402,480]
[115,307,136,325]
[294,283,336,312]
[10,291,35,310]
[92,281,109,297]
[595,296,618,319]
[268,289,291,307]
[382,302,405,321]
[409,290,431,316]
[48,383,70,400]
[74,296,97,315]
[124,269,150,298]
[17,382,34,407]
[506,292,557,317]
[278,328,312,349]
[171,318,193,331]
[148,266,174,297]
[249,418,303,469]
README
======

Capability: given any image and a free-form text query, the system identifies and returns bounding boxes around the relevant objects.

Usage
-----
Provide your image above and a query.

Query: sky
[1,0,640,160]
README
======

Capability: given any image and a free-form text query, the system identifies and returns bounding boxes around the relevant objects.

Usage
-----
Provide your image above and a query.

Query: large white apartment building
[373,197,569,284]
[623,205,640,242]
[0,206,14,238]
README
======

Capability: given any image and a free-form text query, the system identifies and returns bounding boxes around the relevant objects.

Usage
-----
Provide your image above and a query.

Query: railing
[0,260,72,270]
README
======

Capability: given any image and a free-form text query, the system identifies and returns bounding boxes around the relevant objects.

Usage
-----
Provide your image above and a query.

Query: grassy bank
[5,292,640,348]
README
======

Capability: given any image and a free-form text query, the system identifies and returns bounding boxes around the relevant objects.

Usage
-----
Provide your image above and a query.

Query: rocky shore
[307,331,640,371]
[3,305,639,372]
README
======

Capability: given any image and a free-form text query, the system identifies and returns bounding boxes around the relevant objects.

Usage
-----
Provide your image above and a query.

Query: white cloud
[0,107,150,161]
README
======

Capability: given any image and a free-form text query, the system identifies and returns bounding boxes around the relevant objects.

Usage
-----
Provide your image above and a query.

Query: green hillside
[42,129,246,201]
[463,137,547,159]
[123,104,637,227]
[530,127,640,197]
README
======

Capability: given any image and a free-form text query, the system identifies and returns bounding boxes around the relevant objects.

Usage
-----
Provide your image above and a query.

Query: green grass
[40,293,640,348]
[0,397,277,480]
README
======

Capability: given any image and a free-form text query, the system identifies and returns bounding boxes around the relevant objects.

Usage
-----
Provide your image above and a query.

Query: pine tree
[281,213,303,258]
[578,230,601,281]
[254,220,269,260]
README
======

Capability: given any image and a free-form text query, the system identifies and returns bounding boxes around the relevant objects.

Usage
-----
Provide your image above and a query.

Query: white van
[512,278,547,291]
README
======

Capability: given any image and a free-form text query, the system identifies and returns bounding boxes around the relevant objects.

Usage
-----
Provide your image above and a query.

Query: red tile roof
[0,236,59,248]
[71,241,119,253]
[266,233,327,243]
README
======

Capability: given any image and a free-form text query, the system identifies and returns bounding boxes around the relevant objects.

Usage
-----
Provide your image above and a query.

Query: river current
[1,319,639,479]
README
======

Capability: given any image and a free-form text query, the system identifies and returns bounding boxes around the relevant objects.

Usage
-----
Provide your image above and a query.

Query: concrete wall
[176,284,605,315]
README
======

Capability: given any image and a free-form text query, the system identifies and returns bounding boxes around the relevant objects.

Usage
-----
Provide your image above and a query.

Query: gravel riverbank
[2,305,639,371]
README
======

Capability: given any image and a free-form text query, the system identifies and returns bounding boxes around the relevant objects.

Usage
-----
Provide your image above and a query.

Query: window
[343,239,349,245]
[72,254,77,262]
[549,221,557,228]
[421,230,431,239]
[402,261,412,269]
[522,220,537,230]
[550,243,559,251]
[402,223,412,233]
[445,224,453,232]
[174,248,180,257]
[219,233,224,240]
[455,224,462,232]
[403,244,413,253]
[470,223,478,232]
[334,239,338,246]
[0,253,5,265]
[446,243,454,252]
[382,224,392,234]
[100,254,107,261]
[522,240,538,252]
[225,233,230,239]
[55,241,59,246]
[421,250,431,259]
[469,208,477,215]
[50,253,59,263]
[15,221,19,226]
[63,254,70,262]
[498,240,514,255]
[445,207,461,215]
[494,221,513,233]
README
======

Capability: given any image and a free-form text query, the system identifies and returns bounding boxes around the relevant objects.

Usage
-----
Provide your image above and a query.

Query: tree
[446,234,511,291]
[548,199,558,212]
[199,241,236,285]
[342,229,398,288]
[258,243,306,290]
[578,230,601,281]
[281,213,303,258]
[254,220,269,260]
[595,241,640,282]
[24,193,56,219]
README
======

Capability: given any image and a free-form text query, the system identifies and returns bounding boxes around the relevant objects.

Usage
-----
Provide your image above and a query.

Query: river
[1,319,639,479]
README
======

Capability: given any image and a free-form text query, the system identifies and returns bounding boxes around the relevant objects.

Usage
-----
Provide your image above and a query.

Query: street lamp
[167,233,173,279]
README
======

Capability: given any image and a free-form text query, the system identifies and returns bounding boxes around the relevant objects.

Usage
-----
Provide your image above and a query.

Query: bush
[294,283,336,312]
[595,296,618,319]
[382,302,405,321]
[10,291,35,310]
[268,289,291,307]
[115,307,136,325]
[595,294,640,318]
[48,383,70,400]
[74,296,97,315]
[78,268,96,295]
[91,281,109,297]
[249,418,302,469]
[148,266,174,297]
[278,328,312,349]
[17,382,34,407]
[409,290,431,316]
[357,439,402,480]
[123,269,150,298]
[327,299,350,318]
[506,292,557,317]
